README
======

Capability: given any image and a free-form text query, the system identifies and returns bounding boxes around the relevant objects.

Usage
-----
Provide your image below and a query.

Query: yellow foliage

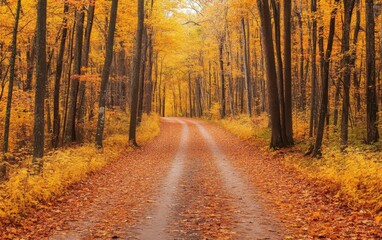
[0,113,160,220]
[216,114,382,215]
[286,148,382,210]
[137,114,161,143]
[216,113,270,141]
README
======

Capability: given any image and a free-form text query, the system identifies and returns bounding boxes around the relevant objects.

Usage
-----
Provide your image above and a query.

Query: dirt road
[9,118,281,239]
[4,118,381,239]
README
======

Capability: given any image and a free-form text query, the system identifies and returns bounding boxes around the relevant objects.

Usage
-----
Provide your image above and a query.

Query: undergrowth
[0,112,160,220]
[215,114,382,220]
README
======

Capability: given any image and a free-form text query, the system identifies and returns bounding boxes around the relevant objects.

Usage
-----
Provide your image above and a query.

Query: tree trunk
[128,0,145,146]
[309,0,318,138]
[188,71,193,117]
[25,35,35,92]
[271,0,288,145]
[219,37,226,119]
[144,32,154,114]
[340,0,355,150]
[138,28,148,124]
[3,0,21,155]
[241,18,252,117]
[283,0,294,145]
[65,9,84,143]
[95,0,118,148]
[312,2,339,157]
[257,0,285,148]
[352,0,361,116]
[33,0,47,168]
[52,1,69,149]
[77,1,95,141]
[295,0,306,111]
[365,0,379,143]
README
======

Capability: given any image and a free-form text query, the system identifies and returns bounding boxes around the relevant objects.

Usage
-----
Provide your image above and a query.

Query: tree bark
[312,1,339,157]
[3,0,21,155]
[365,0,379,143]
[283,0,294,145]
[65,8,84,144]
[52,1,69,149]
[309,0,318,138]
[138,28,148,124]
[95,0,118,148]
[33,0,47,168]
[340,0,356,150]
[241,18,252,117]
[271,0,288,145]
[24,35,35,92]
[129,0,145,146]
[219,36,226,119]
[257,0,285,148]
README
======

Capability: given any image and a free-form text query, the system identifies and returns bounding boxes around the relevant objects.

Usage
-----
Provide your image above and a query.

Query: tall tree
[312,0,339,157]
[3,0,22,154]
[283,0,294,145]
[52,1,69,148]
[257,0,286,148]
[241,18,252,117]
[129,0,145,146]
[77,0,96,141]
[65,7,84,143]
[271,0,287,145]
[95,0,119,149]
[219,35,226,119]
[340,0,356,150]
[365,0,379,143]
[33,0,48,168]
[309,0,318,138]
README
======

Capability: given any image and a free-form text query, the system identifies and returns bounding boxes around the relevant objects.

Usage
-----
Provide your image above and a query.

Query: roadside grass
[0,112,160,220]
[214,113,382,220]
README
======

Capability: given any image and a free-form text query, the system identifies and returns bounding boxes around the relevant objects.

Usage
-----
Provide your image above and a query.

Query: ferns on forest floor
[0,113,160,220]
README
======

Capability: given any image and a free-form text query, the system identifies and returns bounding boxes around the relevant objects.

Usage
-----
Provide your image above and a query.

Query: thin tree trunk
[77,1,95,141]
[138,28,148,123]
[144,32,154,114]
[312,2,339,157]
[129,0,145,146]
[365,0,379,143]
[241,18,252,117]
[309,0,318,138]
[295,0,306,111]
[62,23,75,145]
[65,9,84,143]
[52,1,69,148]
[340,0,355,150]
[25,35,35,91]
[3,0,21,155]
[33,0,47,168]
[352,0,361,115]
[95,0,118,148]
[219,37,226,119]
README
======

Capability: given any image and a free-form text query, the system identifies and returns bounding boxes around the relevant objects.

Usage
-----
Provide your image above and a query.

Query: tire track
[194,121,283,239]
[135,118,189,240]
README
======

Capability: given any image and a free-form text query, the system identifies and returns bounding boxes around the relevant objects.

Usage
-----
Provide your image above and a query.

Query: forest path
[130,118,283,239]
[7,118,286,239]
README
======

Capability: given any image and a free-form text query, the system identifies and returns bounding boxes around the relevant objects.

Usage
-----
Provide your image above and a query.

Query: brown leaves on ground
[1,119,381,239]
[169,126,237,239]
[0,120,181,239]
[205,121,382,239]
